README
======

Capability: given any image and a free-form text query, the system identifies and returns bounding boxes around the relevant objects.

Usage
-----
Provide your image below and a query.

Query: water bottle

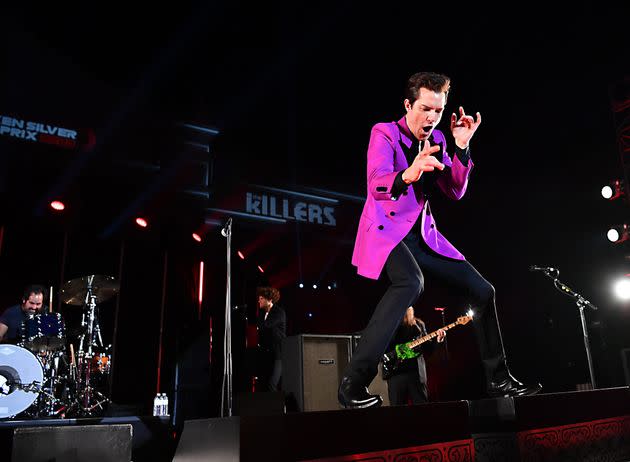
[162,393,169,416]
[152,393,161,416]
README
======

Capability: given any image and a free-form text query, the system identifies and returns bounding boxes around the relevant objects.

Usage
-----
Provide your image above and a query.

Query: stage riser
[173,387,630,461]
[518,416,630,462]
[302,440,474,462]
[474,416,630,462]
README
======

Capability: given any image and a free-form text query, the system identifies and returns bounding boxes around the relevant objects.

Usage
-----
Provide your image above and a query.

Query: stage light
[613,277,630,300]
[50,200,65,211]
[298,283,304,288]
[601,180,625,200]
[199,261,205,304]
[607,224,629,243]
[238,251,245,260]
[135,217,148,228]
[307,312,313,318]
[312,284,317,289]
[327,285,332,290]
[192,233,202,242]
[257,265,264,273]
[602,186,613,199]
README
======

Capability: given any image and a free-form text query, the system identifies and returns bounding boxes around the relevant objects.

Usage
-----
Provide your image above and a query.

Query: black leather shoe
[487,374,542,398]
[338,376,383,409]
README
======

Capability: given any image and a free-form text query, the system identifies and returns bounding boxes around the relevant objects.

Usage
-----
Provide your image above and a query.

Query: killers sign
[246,189,337,227]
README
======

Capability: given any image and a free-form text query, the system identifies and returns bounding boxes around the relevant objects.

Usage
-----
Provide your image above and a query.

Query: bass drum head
[0,344,44,418]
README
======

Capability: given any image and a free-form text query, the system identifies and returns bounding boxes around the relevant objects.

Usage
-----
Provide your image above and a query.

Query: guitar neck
[407,321,460,350]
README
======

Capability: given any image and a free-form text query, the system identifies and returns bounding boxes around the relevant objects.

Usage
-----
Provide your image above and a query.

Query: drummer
[0,284,46,343]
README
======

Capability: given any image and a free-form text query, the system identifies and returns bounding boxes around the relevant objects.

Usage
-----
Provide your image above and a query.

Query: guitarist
[385,307,445,406]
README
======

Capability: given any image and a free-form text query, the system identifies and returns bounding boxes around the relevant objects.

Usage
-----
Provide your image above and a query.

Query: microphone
[220,217,233,237]
[529,265,558,272]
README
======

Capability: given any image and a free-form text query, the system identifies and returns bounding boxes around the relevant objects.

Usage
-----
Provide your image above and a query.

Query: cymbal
[60,275,120,306]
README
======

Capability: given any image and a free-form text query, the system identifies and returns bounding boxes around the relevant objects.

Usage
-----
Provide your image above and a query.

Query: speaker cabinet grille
[283,335,352,412]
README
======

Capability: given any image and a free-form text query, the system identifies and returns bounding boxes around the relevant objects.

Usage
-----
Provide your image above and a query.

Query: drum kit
[0,274,119,420]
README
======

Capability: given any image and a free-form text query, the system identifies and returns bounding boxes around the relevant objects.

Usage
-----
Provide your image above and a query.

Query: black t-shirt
[0,305,29,342]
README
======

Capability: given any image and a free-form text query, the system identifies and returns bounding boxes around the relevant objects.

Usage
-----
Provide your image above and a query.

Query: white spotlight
[607,224,629,243]
[613,278,630,300]
[608,228,621,242]
[601,185,613,199]
[312,284,317,289]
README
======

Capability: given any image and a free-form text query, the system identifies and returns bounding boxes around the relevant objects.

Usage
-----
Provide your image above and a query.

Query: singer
[255,286,286,392]
[339,72,541,409]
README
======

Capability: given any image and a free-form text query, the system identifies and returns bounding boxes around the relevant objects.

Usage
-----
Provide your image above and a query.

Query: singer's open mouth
[422,125,433,133]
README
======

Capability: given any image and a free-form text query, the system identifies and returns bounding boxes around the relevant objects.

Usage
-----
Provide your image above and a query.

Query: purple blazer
[351,116,474,280]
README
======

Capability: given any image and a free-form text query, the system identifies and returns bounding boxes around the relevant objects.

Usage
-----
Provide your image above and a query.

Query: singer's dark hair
[22,284,46,302]
[405,72,451,105]
[256,286,280,304]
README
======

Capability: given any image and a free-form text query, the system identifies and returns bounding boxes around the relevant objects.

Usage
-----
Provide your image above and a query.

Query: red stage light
[257,265,264,273]
[50,200,65,211]
[135,217,148,228]
[238,251,245,260]
[192,233,202,242]
[199,261,205,304]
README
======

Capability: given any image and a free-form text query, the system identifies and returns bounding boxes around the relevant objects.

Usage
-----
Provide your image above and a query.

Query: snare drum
[20,312,66,351]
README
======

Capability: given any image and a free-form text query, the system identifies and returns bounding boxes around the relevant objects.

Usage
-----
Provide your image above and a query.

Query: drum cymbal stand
[79,277,104,354]
[72,277,110,416]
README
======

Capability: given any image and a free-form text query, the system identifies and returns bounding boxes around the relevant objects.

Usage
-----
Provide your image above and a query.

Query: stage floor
[4,387,630,461]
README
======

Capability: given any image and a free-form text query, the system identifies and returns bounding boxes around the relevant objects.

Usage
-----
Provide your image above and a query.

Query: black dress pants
[346,230,509,388]
[387,369,428,406]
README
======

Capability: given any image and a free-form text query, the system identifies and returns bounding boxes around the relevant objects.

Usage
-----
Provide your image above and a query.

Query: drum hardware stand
[72,277,110,416]
[220,217,233,417]
[66,386,109,415]
[533,266,599,390]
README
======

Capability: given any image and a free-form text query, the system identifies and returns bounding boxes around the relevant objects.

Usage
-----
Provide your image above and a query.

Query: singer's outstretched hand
[450,106,481,149]
[402,140,444,184]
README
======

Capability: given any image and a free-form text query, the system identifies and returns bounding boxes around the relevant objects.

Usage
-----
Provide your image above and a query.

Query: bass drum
[0,344,44,418]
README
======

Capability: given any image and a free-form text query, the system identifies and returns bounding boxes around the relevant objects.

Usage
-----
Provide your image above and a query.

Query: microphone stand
[220,218,233,417]
[536,268,599,390]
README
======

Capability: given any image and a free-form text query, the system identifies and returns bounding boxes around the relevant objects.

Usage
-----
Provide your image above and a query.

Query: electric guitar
[381,315,473,380]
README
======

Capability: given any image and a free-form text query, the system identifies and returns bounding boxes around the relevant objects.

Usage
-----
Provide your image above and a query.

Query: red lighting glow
[135,217,148,228]
[257,265,264,273]
[199,261,205,305]
[238,251,245,260]
[192,233,202,242]
[50,201,65,211]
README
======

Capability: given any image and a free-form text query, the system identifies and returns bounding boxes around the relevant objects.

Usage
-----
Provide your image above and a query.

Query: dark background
[1,1,629,415]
